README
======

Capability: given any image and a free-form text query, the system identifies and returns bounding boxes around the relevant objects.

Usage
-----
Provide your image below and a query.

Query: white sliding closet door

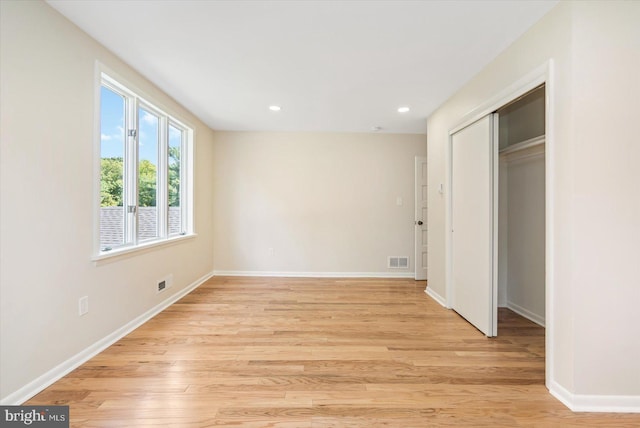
[451,114,497,337]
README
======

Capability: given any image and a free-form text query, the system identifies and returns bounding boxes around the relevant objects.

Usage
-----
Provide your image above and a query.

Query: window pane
[98,73,193,255]
[168,125,182,235]
[99,86,125,249]
[138,107,159,240]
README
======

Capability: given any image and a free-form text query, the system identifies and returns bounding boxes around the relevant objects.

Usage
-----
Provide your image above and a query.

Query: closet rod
[499,135,545,155]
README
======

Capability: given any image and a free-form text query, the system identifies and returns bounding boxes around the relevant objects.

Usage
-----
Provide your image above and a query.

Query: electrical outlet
[268,248,275,256]
[78,296,89,316]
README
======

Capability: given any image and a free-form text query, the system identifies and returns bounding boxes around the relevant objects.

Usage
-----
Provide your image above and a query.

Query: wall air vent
[388,256,409,269]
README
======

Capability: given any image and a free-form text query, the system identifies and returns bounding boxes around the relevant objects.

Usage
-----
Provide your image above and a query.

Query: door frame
[445,60,554,386]
[414,156,428,281]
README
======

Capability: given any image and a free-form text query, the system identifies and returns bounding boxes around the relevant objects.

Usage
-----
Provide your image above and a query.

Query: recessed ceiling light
[397,106,410,113]
[269,105,281,112]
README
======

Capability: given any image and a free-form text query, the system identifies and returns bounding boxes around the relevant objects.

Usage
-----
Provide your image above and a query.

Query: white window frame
[93,67,194,261]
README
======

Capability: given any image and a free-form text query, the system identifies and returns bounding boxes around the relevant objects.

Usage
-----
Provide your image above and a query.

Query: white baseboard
[0,271,214,405]
[549,380,640,413]
[424,286,448,308]
[213,270,415,279]
[507,300,545,327]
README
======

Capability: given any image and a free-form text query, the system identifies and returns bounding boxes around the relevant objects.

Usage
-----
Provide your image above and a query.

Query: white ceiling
[47,0,557,134]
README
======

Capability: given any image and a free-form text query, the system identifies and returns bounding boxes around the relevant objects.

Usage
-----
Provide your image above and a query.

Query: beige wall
[0,1,215,401]
[427,0,640,406]
[213,131,426,276]
[570,1,640,396]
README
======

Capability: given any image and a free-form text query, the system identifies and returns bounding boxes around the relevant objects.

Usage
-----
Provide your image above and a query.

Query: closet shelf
[499,135,545,155]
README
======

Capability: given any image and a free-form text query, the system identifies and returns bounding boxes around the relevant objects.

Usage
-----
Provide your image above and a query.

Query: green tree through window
[138,159,157,207]
[168,145,180,207]
[100,157,123,207]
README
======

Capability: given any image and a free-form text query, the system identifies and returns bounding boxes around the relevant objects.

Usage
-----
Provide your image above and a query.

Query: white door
[415,156,428,280]
[451,115,497,336]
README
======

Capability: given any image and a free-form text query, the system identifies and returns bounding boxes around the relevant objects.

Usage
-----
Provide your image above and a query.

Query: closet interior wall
[497,86,546,327]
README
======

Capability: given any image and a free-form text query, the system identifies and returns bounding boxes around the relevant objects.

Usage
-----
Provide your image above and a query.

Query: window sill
[92,233,197,265]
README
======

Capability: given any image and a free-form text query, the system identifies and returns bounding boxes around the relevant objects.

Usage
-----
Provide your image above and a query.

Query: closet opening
[496,84,546,337]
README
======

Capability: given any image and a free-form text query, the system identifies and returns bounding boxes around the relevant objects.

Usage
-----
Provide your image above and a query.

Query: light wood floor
[27,276,639,427]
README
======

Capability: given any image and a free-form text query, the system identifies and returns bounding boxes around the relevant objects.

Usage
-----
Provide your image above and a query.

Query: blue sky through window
[100,86,124,159]
[101,86,163,163]
[138,107,159,165]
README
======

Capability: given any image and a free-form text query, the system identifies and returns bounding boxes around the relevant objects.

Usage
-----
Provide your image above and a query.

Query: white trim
[544,60,555,391]
[92,233,197,264]
[0,271,213,405]
[549,381,640,413]
[212,270,415,279]
[414,155,428,281]
[424,287,447,308]
[506,300,545,327]
[449,62,549,136]
[92,64,103,256]
[491,114,499,337]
